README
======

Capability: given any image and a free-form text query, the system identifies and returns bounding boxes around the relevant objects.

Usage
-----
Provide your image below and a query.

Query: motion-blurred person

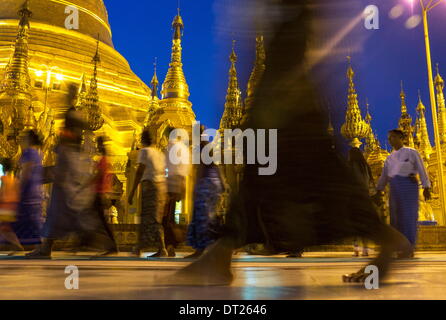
[92,136,118,256]
[348,147,374,257]
[185,138,227,259]
[26,108,96,258]
[172,0,411,285]
[128,129,167,257]
[0,159,23,254]
[376,129,431,258]
[163,129,191,257]
[12,130,43,249]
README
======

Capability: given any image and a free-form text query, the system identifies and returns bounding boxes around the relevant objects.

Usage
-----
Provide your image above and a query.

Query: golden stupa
[0,0,151,170]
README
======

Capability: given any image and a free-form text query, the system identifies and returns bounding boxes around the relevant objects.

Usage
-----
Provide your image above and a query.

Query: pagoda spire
[220,41,243,130]
[435,64,446,144]
[244,35,266,117]
[416,91,433,160]
[145,60,161,127]
[364,99,379,154]
[151,58,159,99]
[161,9,191,102]
[84,37,104,131]
[398,81,414,148]
[341,57,369,148]
[0,0,33,132]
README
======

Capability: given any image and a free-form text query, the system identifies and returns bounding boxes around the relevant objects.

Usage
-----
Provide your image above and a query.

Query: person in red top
[93,136,118,255]
[0,159,24,254]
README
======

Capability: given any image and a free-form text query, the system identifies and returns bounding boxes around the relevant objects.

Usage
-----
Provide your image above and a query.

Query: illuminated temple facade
[0,1,198,225]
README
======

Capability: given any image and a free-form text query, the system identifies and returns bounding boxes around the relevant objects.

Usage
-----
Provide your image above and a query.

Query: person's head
[388,129,405,149]
[97,136,107,155]
[141,128,153,147]
[64,107,87,144]
[2,158,13,174]
[348,147,366,163]
[20,130,43,149]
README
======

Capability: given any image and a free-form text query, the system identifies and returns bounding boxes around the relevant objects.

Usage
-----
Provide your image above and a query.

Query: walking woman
[13,130,43,249]
[128,129,167,257]
[185,139,227,259]
[348,147,375,257]
[92,136,118,255]
[26,108,95,258]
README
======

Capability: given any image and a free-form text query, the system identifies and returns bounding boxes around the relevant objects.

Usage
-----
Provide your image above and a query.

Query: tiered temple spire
[416,91,433,160]
[145,60,161,126]
[435,64,446,145]
[220,41,243,130]
[364,100,380,154]
[398,81,415,148]
[161,9,190,103]
[84,38,104,131]
[0,0,33,133]
[243,35,266,119]
[341,57,369,148]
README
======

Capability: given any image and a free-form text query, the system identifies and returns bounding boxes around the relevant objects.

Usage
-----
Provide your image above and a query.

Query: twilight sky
[106,0,446,149]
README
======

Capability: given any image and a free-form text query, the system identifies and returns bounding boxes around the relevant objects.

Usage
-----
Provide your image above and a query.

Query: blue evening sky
[106,0,446,149]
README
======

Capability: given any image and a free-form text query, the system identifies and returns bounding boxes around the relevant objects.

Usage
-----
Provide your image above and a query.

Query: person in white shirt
[162,131,191,257]
[128,129,168,257]
[377,129,431,257]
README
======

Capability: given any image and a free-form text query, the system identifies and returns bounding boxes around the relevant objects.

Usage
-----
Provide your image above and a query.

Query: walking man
[163,130,191,257]
[377,129,431,257]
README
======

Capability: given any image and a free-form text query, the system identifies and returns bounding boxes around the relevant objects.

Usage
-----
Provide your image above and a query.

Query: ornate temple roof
[0,0,112,46]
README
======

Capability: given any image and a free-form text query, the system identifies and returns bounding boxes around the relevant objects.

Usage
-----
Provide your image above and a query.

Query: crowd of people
[0,109,229,260]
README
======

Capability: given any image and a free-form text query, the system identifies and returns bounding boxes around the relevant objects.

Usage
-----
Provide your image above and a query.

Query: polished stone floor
[1,251,446,300]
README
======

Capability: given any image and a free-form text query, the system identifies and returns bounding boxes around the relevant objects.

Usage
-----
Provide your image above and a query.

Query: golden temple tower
[0,0,152,167]
[435,64,446,145]
[341,57,369,148]
[147,9,196,147]
[242,35,266,125]
[218,41,244,192]
[415,91,433,160]
[144,61,161,126]
[0,1,33,158]
[398,82,415,148]
[220,41,243,130]
[136,9,196,225]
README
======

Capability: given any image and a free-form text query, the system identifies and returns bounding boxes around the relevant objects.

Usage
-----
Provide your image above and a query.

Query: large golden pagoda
[0,0,152,168]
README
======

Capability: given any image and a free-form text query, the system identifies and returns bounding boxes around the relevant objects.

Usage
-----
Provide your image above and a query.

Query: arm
[413,151,432,201]
[414,151,431,189]
[376,160,389,192]
[128,163,145,205]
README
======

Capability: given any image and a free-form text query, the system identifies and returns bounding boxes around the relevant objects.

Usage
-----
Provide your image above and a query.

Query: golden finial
[18,0,32,29]
[415,90,432,159]
[365,98,372,123]
[400,80,408,114]
[151,57,159,99]
[341,56,369,148]
[435,63,444,87]
[398,81,414,147]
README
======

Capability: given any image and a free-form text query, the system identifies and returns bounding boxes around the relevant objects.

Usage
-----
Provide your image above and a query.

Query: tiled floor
[0,251,445,300]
